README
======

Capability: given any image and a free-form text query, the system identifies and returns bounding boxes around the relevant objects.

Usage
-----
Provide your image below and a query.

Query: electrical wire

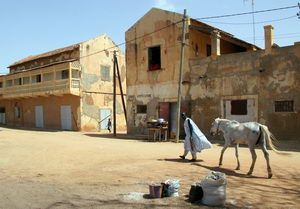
[195,5,299,20]
[80,20,183,59]
[240,32,300,40]
[79,4,299,60]
[201,15,296,25]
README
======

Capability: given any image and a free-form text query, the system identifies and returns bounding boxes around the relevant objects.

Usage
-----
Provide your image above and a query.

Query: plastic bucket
[149,184,163,198]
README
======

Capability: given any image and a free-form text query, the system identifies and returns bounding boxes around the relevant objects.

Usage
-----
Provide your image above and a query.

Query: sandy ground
[0,127,299,209]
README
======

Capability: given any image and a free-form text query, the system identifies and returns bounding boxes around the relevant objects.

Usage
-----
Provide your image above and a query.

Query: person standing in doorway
[179,112,212,162]
[107,118,112,133]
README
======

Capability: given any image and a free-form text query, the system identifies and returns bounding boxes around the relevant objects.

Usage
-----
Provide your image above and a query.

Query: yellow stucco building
[0,34,127,132]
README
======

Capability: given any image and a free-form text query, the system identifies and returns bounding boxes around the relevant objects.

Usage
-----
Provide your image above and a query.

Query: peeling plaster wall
[125,8,257,135]
[79,35,127,132]
[0,95,80,130]
[189,44,300,140]
[125,8,191,134]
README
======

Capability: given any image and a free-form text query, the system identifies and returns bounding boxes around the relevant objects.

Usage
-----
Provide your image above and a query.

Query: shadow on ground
[193,163,267,179]
[0,125,61,132]
[158,158,204,163]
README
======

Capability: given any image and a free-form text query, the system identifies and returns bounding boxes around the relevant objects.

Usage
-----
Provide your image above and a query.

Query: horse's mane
[216,118,239,124]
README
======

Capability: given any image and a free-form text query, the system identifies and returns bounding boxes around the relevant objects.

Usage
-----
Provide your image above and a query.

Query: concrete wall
[79,35,127,132]
[0,95,80,130]
[189,44,300,140]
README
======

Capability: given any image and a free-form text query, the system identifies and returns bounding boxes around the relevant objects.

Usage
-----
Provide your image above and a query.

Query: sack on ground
[189,182,203,203]
[164,179,180,197]
[201,171,227,206]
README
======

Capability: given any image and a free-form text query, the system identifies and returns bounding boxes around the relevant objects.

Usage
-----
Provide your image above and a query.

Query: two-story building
[0,34,127,132]
[125,8,259,137]
[125,8,299,141]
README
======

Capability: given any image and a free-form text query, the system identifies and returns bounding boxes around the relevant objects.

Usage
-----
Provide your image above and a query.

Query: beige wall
[189,44,300,140]
[125,8,256,135]
[0,95,80,130]
[79,35,127,132]
[125,8,190,134]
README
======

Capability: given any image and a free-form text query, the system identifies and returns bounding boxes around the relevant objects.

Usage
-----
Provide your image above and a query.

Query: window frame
[100,65,111,81]
[136,105,147,114]
[148,45,161,71]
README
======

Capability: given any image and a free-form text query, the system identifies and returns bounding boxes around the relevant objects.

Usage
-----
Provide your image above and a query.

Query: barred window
[275,101,294,112]
[137,105,147,114]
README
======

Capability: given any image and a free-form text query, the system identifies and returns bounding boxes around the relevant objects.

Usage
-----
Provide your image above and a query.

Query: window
[15,106,21,118]
[101,65,110,81]
[6,80,12,87]
[0,82,2,88]
[14,78,22,85]
[32,74,41,83]
[148,46,161,71]
[36,74,41,82]
[61,70,69,79]
[195,44,199,56]
[206,44,211,56]
[43,72,54,81]
[275,101,294,112]
[231,100,247,115]
[72,70,80,78]
[137,105,147,114]
[23,77,30,85]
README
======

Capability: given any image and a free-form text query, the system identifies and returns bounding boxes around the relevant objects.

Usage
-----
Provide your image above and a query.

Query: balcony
[0,61,80,99]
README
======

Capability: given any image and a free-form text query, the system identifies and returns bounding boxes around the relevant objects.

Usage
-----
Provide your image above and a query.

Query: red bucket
[149,184,163,198]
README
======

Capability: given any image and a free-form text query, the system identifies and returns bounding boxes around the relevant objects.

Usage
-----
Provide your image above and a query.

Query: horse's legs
[235,144,240,170]
[262,144,273,178]
[247,147,257,175]
[219,143,229,167]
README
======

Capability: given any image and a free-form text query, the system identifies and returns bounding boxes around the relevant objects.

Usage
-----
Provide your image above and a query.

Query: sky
[0,0,299,74]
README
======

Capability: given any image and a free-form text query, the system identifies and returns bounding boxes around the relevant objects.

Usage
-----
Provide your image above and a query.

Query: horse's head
[210,118,221,136]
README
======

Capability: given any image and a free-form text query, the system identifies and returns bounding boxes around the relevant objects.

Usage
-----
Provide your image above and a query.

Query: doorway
[0,107,5,124]
[159,102,177,138]
[61,105,72,130]
[35,106,44,128]
[100,109,111,130]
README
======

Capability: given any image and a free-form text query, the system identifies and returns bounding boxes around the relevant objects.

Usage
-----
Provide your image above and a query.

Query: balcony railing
[0,61,80,99]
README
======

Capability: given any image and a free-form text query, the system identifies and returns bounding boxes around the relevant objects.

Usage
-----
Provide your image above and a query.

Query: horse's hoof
[247,172,252,175]
[235,167,240,170]
[268,174,273,179]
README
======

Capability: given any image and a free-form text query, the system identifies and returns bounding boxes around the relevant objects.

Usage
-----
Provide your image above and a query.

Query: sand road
[0,127,299,209]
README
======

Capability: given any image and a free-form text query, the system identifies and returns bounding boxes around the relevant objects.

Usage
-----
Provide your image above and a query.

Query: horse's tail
[260,125,289,155]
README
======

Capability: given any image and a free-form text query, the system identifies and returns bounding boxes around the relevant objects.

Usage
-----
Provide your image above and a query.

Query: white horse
[210,118,284,179]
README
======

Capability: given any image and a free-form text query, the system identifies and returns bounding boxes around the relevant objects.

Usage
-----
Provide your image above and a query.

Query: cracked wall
[189,43,300,140]
[79,35,127,132]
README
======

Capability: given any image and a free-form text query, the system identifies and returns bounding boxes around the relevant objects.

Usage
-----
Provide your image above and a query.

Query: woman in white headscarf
[179,112,212,162]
